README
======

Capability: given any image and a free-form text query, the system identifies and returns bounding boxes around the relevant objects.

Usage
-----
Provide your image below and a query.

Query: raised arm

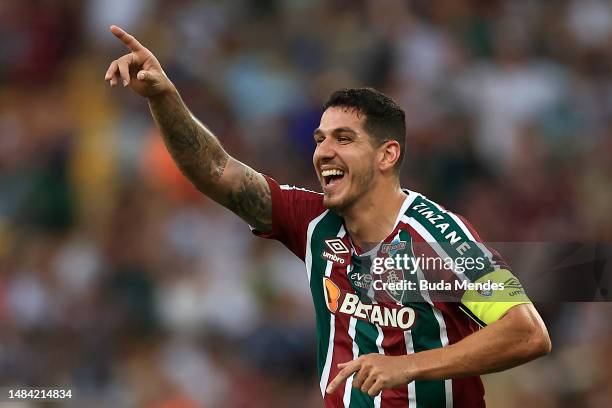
[104,25,271,232]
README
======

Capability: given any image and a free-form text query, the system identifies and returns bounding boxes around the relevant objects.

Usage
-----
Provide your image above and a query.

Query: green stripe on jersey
[342,254,376,407]
[348,321,380,407]
[408,195,494,282]
[307,211,344,380]
[402,229,448,407]
[399,230,428,305]
[410,301,447,407]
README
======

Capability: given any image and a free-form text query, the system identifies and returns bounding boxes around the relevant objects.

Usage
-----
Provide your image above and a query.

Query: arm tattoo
[149,91,228,185]
[148,90,272,231]
[226,167,272,232]
[227,166,272,232]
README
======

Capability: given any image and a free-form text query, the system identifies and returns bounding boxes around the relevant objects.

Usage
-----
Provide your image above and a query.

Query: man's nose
[314,138,336,161]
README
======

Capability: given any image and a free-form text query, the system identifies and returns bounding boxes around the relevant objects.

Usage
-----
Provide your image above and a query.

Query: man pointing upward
[106,25,551,407]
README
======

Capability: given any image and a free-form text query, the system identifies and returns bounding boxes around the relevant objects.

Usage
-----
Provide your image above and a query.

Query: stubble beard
[323,165,375,215]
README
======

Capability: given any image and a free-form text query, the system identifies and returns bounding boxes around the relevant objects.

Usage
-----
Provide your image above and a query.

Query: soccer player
[105,26,551,407]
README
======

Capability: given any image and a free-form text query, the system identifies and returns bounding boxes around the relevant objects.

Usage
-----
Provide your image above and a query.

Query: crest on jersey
[376,268,407,303]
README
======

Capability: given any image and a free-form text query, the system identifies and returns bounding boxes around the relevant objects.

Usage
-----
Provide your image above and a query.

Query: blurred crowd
[1,0,612,407]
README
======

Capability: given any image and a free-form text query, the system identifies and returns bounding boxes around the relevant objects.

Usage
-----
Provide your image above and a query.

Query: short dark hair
[323,87,406,174]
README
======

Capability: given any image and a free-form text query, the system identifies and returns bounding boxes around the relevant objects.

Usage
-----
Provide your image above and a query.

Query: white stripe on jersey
[306,210,330,283]
[422,197,499,271]
[402,213,456,407]
[318,225,345,397]
[343,317,359,407]
[321,313,336,397]
[404,331,417,408]
[373,327,385,408]
[445,211,499,270]
[402,215,472,284]
[280,184,323,195]
[412,264,453,408]
[397,190,419,226]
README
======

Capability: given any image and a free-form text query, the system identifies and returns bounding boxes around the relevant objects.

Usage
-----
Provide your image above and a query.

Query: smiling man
[106,26,551,407]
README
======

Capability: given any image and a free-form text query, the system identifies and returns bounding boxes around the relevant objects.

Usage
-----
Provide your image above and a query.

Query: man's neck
[342,181,407,253]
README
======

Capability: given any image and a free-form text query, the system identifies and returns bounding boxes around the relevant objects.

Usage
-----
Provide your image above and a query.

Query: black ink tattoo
[150,91,228,184]
[148,90,271,231]
[227,167,272,232]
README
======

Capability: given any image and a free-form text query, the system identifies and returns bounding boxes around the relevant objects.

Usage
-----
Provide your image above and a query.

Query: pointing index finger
[326,360,360,394]
[110,25,143,51]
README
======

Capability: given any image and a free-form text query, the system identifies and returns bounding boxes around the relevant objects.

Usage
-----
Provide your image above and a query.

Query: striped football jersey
[253,176,530,408]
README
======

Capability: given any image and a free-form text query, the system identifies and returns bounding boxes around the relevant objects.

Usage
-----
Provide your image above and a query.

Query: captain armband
[461,269,531,326]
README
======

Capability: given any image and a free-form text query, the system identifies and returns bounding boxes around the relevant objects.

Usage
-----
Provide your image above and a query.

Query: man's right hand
[104,24,272,233]
[104,25,173,98]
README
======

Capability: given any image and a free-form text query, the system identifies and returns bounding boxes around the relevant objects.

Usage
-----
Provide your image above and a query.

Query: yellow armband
[461,269,531,325]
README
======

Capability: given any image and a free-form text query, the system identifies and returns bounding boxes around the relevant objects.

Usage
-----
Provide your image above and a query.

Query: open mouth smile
[321,168,346,189]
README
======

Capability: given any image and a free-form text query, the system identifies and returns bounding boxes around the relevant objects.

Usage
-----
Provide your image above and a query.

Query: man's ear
[378,140,401,172]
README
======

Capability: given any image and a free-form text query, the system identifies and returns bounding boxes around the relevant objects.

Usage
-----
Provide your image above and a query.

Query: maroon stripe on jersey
[323,246,357,408]
[255,176,327,261]
[404,222,462,303]
[380,326,410,407]
[378,222,412,406]
[455,214,509,271]
[455,214,484,242]
[433,301,485,407]
[405,221,486,407]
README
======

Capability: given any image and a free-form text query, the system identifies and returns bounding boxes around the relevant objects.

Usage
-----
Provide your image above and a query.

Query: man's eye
[338,136,350,143]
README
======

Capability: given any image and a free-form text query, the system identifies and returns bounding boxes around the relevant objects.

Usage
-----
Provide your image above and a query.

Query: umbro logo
[325,238,350,254]
[321,238,350,265]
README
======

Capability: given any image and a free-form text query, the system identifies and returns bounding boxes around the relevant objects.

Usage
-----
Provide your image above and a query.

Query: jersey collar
[346,189,417,258]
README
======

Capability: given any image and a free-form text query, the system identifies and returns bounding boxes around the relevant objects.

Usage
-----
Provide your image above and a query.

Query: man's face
[313,107,378,212]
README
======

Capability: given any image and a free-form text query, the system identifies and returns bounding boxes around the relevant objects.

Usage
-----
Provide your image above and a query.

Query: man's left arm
[326,303,551,397]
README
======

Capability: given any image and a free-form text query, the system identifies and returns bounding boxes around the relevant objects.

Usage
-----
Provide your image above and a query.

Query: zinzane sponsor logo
[321,238,349,265]
[323,278,417,330]
[411,201,473,255]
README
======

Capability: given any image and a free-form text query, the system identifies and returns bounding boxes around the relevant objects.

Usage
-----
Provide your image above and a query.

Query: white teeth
[321,169,345,177]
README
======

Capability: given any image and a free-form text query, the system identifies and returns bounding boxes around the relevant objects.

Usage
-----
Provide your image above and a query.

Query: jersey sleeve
[460,268,530,326]
[407,197,531,326]
[251,175,326,261]
[450,214,531,326]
